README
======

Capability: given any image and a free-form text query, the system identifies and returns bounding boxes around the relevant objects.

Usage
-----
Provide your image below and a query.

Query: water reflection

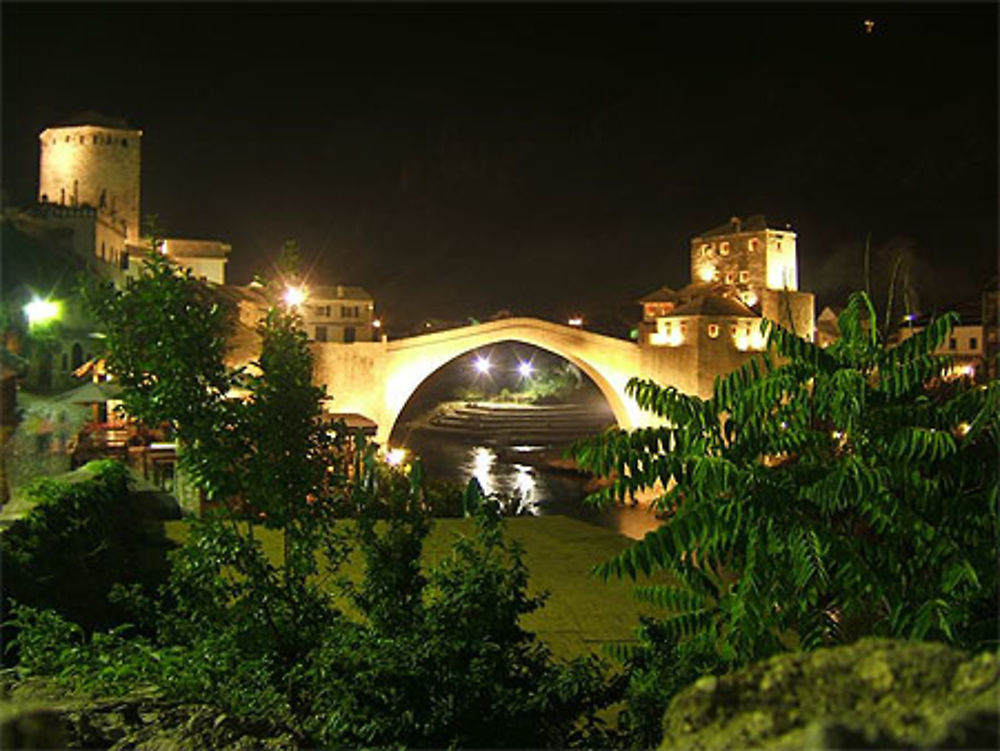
[403,428,661,538]
[468,446,496,495]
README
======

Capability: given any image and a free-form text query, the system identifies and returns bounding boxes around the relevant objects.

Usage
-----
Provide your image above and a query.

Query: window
[949,338,957,350]
[970,337,978,350]
[93,135,99,144]
[700,243,712,256]
[725,271,735,284]
[341,305,360,318]
[122,138,128,147]
[739,270,750,283]
[101,241,106,259]
[344,326,356,344]
[748,238,759,252]
[61,354,68,372]
[707,323,720,338]
[71,343,84,370]
[315,326,328,342]
[719,241,730,255]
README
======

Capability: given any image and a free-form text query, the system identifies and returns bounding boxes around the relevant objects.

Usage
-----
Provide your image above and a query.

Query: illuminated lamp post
[283,285,307,309]
[23,296,61,328]
[473,355,491,375]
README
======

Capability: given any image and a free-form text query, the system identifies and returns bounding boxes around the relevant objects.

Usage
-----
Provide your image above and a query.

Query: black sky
[3,2,997,330]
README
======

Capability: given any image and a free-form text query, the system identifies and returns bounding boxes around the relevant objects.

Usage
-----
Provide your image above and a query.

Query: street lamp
[473,355,491,375]
[517,360,534,378]
[24,296,60,327]
[283,285,306,308]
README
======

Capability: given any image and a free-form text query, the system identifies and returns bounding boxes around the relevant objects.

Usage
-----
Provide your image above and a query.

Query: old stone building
[637,216,817,394]
[35,111,229,286]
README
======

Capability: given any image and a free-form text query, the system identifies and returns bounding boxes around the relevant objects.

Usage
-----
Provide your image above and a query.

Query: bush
[1,460,165,639]
[573,293,999,667]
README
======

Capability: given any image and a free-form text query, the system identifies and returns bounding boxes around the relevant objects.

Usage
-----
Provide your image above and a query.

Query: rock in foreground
[660,638,999,750]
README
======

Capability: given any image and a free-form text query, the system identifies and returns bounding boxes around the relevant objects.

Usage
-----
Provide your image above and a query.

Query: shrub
[1,460,165,638]
[573,292,999,668]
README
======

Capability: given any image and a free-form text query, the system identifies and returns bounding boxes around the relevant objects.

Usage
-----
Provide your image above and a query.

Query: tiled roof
[637,286,681,304]
[698,214,784,237]
[163,238,231,259]
[310,285,372,301]
[664,293,759,318]
[53,111,134,130]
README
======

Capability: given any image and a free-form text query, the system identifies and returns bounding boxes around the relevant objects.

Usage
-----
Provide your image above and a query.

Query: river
[399,427,662,539]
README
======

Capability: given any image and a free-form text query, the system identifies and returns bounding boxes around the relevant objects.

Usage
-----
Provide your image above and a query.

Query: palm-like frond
[575,290,998,666]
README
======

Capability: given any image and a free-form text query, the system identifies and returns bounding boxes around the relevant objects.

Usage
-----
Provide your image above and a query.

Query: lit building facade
[637,215,816,395]
[300,285,376,343]
[35,111,230,286]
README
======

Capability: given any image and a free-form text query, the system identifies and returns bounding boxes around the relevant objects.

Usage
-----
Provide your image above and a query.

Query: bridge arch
[377,318,644,444]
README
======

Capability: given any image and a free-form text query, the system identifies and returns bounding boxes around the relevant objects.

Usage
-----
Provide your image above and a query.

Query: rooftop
[310,285,373,301]
[697,214,793,238]
[50,111,136,131]
[665,293,759,318]
[637,286,681,304]
[162,238,231,259]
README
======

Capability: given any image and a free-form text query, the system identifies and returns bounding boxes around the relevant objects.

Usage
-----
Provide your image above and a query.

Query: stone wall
[39,125,141,243]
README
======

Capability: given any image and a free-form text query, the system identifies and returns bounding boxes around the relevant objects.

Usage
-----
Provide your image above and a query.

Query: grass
[165,514,661,660]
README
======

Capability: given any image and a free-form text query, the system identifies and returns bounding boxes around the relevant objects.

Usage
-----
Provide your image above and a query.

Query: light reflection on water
[403,429,661,539]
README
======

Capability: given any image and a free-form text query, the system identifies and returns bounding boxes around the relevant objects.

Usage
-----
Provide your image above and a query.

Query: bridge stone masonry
[245,215,815,445]
[310,314,766,445]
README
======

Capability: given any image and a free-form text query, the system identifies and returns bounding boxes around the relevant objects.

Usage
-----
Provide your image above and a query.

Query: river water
[399,427,662,539]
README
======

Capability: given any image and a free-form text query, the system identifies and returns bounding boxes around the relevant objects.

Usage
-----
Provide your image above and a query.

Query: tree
[573,291,999,667]
[75,248,614,746]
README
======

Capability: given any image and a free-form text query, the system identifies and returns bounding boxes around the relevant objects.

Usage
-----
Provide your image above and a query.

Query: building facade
[36,111,230,286]
[637,216,816,392]
[38,112,142,245]
[299,285,376,343]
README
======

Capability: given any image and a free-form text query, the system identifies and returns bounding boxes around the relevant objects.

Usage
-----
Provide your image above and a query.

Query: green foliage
[609,620,721,750]
[0,461,165,636]
[47,248,617,747]
[297,491,615,749]
[455,362,584,404]
[573,291,999,667]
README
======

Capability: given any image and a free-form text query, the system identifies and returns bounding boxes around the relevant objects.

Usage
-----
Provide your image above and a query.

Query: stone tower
[38,111,142,243]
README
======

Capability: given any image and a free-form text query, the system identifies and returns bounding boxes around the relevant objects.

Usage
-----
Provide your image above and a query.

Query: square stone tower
[689,215,813,339]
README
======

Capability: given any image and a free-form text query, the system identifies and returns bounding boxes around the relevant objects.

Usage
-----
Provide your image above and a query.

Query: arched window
[707,323,720,339]
[71,343,84,370]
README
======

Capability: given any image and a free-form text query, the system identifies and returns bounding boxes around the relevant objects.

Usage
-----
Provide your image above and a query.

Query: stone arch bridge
[309,317,719,445]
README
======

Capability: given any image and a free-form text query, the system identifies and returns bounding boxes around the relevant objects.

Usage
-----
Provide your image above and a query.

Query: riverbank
[406,400,615,446]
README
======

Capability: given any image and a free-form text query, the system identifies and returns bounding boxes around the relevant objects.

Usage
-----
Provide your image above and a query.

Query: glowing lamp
[373,318,382,329]
[24,296,60,326]
[517,361,534,378]
[698,265,716,283]
[473,355,491,375]
[159,240,168,255]
[568,316,583,327]
[385,447,407,466]
[283,285,306,308]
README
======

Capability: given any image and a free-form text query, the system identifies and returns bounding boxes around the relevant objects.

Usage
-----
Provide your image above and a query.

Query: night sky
[3,3,997,331]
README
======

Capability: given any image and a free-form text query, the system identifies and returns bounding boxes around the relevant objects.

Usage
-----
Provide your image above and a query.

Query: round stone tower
[38,111,142,243]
